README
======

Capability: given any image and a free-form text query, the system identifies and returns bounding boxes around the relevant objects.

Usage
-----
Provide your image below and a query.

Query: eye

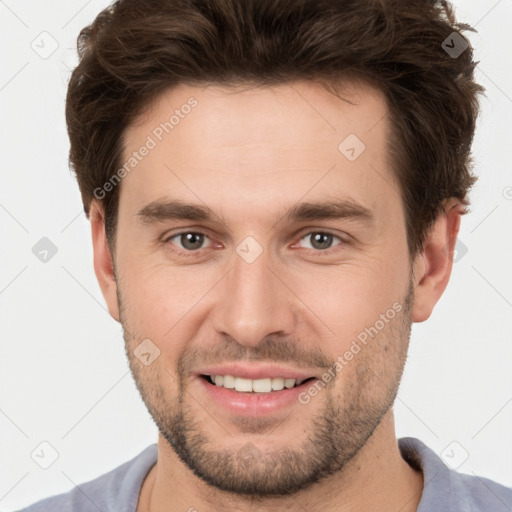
[297,231,343,251]
[165,231,213,251]
[163,230,345,255]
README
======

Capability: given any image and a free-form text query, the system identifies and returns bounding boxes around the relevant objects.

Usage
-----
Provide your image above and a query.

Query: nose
[211,245,296,348]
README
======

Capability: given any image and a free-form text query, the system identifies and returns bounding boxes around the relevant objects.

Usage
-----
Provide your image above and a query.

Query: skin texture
[90,80,461,511]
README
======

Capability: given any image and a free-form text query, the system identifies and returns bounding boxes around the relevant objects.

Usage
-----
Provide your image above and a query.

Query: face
[109,80,415,495]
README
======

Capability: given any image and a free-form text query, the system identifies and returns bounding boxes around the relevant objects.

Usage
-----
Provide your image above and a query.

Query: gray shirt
[18,437,511,511]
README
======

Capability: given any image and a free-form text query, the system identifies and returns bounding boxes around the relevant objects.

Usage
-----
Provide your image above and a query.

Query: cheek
[118,260,218,348]
[290,258,409,349]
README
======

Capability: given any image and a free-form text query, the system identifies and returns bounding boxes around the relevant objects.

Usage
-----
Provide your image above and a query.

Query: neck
[138,411,423,512]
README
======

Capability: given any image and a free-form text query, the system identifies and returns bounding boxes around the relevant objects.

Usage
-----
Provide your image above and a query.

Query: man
[20,0,511,511]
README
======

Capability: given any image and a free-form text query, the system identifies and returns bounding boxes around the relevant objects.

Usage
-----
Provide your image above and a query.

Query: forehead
[119,80,399,228]
[126,79,388,157]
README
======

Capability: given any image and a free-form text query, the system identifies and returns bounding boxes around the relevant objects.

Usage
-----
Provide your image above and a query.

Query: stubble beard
[119,280,413,497]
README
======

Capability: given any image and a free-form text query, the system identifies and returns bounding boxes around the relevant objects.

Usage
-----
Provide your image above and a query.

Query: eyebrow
[136,198,374,226]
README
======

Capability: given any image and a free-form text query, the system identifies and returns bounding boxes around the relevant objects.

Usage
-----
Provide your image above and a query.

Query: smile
[204,375,314,392]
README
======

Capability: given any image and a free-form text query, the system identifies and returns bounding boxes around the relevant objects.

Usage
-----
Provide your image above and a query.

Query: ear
[411,199,463,323]
[90,200,120,322]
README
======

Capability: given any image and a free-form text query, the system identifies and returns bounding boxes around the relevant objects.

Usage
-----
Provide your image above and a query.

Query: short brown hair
[66,0,483,256]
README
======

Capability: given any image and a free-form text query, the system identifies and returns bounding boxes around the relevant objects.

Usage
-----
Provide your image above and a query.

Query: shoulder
[454,471,512,510]
[399,437,512,512]
[17,444,158,512]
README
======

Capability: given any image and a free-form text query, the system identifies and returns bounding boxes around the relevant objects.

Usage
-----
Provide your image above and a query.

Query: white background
[1,1,511,510]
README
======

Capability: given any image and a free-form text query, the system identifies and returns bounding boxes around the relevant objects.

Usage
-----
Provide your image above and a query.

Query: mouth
[194,363,322,415]
[200,374,317,393]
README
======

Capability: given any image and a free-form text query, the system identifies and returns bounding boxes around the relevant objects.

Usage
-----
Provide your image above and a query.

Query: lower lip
[197,376,318,416]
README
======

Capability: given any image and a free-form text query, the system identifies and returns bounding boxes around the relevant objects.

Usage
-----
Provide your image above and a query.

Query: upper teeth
[210,375,303,392]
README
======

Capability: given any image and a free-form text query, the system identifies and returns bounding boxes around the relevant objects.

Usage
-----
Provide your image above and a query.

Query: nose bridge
[212,244,294,347]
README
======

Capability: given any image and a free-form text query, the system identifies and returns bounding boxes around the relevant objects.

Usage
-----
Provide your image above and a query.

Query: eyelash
[162,230,346,257]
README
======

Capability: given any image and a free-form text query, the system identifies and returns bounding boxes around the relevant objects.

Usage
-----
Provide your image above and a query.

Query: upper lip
[194,363,318,381]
